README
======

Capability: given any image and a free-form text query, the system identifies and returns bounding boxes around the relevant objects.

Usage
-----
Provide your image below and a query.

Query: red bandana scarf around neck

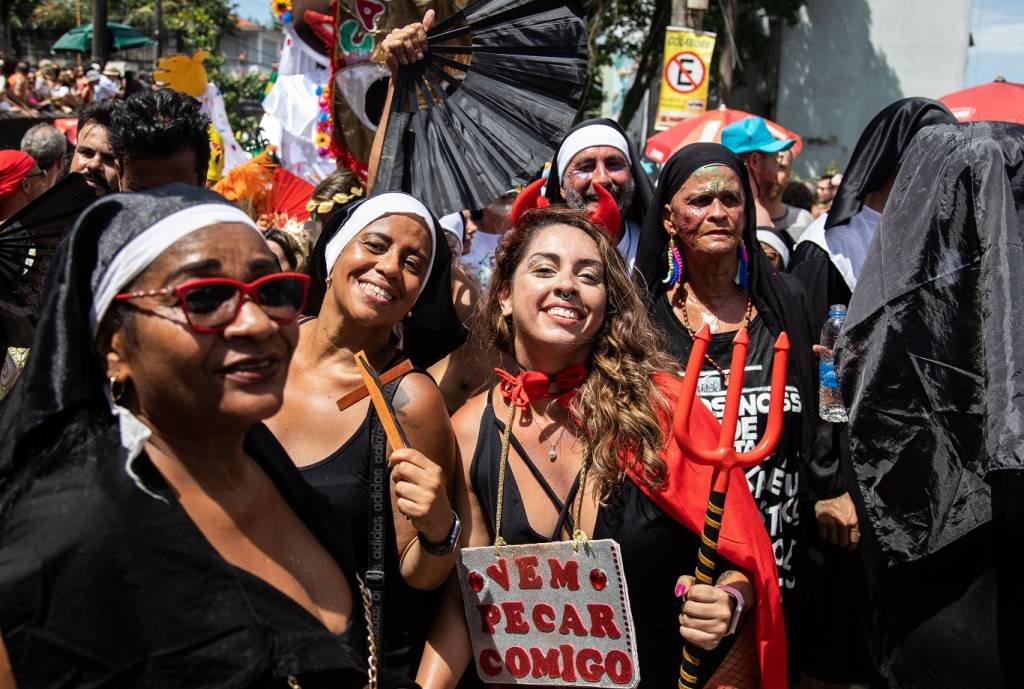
[494,362,588,412]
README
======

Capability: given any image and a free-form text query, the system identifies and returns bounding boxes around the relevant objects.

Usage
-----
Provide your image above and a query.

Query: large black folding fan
[374,0,588,217]
[0,173,95,350]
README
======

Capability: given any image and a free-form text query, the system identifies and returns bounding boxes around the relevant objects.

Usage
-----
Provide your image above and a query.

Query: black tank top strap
[477,388,579,541]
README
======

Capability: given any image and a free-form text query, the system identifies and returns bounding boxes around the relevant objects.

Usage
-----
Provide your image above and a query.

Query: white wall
[776,0,972,176]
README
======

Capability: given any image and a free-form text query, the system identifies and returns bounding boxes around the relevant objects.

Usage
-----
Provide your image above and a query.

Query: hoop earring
[109,376,126,403]
[662,237,684,286]
[735,244,749,289]
[325,276,333,288]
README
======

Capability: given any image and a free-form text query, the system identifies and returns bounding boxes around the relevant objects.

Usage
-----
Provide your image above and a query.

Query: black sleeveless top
[0,421,411,689]
[253,369,442,679]
[467,391,735,688]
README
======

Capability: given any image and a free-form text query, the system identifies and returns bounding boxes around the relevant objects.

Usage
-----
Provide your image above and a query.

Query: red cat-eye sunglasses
[114,272,311,333]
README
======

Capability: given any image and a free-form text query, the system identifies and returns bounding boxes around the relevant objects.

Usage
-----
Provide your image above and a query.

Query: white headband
[90,203,261,335]
[439,211,464,257]
[756,229,791,269]
[323,192,437,299]
[556,124,632,178]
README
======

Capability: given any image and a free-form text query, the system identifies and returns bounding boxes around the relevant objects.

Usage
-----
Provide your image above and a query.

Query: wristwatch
[418,509,462,556]
[717,584,745,636]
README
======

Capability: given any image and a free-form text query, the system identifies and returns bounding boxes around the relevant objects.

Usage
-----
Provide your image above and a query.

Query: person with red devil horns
[413,198,786,689]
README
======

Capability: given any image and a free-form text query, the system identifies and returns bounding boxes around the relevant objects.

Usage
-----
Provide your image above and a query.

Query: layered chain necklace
[679,291,754,384]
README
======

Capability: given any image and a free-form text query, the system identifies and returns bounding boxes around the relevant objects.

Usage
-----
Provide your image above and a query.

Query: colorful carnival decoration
[262,0,467,182]
[155,50,251,174]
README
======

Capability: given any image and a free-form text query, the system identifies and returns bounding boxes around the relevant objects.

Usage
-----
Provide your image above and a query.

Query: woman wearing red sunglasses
[254,192,467,683]
[0,186,414,688]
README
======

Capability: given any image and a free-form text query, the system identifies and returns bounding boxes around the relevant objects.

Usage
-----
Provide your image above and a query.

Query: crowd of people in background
[1,54,151,116]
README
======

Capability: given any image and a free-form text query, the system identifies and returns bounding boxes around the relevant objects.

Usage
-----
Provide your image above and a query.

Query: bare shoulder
[392,370,449,422]
[451,390,490,472]
[453,389,489,436]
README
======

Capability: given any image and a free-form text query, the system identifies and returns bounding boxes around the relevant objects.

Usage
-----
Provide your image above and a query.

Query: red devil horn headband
[589,182,622,235]
[509,178,550,226]
[509,178,622,236]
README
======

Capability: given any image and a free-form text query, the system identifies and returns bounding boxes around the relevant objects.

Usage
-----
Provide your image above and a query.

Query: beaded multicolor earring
[735,244,749,289]
[663,237,684,285]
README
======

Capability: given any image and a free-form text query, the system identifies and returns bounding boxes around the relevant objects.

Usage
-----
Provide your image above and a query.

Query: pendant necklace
[548,425,569,460]
[544,399,570,460]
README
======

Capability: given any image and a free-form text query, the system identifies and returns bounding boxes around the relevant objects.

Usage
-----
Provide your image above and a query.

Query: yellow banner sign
[654,27,717,131]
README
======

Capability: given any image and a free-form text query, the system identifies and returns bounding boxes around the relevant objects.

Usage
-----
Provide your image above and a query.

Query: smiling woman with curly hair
[414,206,786,689]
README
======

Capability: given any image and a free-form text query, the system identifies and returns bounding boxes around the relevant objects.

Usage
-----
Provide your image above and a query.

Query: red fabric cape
[626,373,787,689]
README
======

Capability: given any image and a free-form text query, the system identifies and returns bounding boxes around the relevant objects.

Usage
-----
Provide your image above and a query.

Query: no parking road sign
[664,51,706,94]
[655,27,716,131]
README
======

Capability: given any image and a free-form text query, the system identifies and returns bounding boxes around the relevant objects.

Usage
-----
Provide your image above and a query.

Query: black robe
[836,121,1024,688]
[0,422,379,689]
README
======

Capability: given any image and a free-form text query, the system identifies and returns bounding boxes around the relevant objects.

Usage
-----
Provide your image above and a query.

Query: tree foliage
[212,68,270,152]
[25,0,236,59]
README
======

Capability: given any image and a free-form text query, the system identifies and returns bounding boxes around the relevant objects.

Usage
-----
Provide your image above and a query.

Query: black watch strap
[418,510,461,555]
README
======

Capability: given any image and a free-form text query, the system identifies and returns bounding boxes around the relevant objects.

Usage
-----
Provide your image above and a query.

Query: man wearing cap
[94,66,122,101]
[0,151,48,224]
[542,118,654,270]
[722,116,812,243]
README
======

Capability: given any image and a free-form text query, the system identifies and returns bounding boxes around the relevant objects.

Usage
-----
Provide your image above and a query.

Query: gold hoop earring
[325,276,333,288]
[109,376,126,403]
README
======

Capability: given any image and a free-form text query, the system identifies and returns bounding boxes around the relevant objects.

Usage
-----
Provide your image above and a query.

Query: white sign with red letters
[457,539,640,688]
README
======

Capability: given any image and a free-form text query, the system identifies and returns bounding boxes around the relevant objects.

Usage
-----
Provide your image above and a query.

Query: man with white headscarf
[541,118,654,270]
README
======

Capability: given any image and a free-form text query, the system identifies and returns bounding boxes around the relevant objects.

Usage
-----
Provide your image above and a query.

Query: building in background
[775,0,972,176]
[221,17,284,74]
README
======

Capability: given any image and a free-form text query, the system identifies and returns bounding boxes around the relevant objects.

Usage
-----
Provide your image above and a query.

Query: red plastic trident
[672,323,790,689]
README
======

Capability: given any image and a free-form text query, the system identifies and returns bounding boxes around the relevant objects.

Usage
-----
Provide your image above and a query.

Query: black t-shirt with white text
[653,296,803,598]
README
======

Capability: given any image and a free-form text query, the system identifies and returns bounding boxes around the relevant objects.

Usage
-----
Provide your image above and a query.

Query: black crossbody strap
[366,375,402,666]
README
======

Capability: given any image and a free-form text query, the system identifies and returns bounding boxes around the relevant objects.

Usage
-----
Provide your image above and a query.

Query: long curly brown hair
[480,207,674,495]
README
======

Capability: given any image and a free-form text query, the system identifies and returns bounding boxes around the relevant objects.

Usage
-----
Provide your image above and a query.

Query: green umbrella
[51,22,153,54]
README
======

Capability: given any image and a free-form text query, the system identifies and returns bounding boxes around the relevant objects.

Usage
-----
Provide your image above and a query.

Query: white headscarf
[90,203,261,335]
[555,124,632,179]
[322,192,437,299]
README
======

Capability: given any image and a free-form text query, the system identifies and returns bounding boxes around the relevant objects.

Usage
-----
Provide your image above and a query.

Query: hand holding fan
[373,0,588,217]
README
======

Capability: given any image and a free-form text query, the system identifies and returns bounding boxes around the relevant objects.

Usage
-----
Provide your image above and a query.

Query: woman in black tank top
[416,208,786,689]
[259,193,467,680]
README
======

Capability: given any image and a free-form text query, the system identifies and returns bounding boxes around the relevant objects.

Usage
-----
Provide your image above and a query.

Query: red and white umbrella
[644,104,803,163]
[939,78,1024,124]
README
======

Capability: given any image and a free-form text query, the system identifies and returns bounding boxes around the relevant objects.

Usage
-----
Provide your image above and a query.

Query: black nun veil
[824,97,956,230]
[306,192,467,369]
[634,143,819,455]
[0,185,244,513]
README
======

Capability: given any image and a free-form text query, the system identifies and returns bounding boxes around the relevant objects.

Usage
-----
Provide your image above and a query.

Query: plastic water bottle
[819,304,848,422]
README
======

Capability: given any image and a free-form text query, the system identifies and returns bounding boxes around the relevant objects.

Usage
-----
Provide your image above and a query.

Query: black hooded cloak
[835,121,1024,688]
[306,193,467,369]
[542,117,654,227]
[787,98,957,687]
[0,186,400,689]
